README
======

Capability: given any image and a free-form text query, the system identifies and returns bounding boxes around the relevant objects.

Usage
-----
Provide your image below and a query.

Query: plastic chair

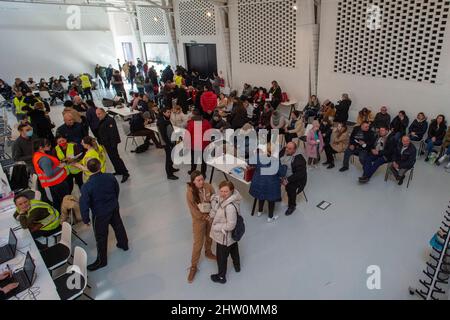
[53,246,94,300]
[121,122,141,151]
[40,222,72,276]
[384,163,414,188]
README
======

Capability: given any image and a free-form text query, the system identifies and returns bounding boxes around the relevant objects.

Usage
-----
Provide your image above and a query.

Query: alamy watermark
[66,5,81,30]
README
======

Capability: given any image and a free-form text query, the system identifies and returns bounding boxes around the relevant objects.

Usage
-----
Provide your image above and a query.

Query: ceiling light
[293,5,298,10]
[206,11,212,17]
[154,17,158,22]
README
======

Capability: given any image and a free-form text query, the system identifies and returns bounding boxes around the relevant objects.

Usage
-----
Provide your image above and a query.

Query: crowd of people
[1,61,449,290]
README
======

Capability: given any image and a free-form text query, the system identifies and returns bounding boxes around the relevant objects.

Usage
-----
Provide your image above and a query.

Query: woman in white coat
[209,180,242,284]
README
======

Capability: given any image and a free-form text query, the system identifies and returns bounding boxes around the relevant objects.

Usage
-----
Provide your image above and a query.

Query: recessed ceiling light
[206,11,212,17]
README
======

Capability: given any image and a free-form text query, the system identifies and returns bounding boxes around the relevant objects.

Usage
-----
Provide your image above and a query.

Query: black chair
[40,222,71,277]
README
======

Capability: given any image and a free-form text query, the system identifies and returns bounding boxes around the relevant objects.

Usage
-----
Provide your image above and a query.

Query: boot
[205,251,216,260]
[187,266,198,283]
[436,154,448,166]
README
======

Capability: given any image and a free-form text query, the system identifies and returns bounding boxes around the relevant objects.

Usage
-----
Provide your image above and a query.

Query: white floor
[17,92,450,299]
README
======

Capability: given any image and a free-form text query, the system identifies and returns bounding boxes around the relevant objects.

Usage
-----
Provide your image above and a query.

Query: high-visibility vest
[80,75,91,89]
[27,199,60,232]
[81,146,106,180]
[13,96,27,114]
[32,152,68,188]
[55,143,82,175]
[174,75,183,87]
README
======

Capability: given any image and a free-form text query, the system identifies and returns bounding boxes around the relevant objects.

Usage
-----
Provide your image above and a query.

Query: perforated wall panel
[137,6,166,36]
[238,0,297,68]
[179,0,216,36]
[334,0,450,84]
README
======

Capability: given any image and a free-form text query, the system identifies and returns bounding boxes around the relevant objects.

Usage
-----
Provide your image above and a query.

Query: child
[306,120,324,166]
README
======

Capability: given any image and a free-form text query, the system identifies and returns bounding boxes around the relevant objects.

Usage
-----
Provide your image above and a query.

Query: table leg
[209,166,215,184]
[251,197,257,216]
[289,105,294,119]
[223,172,229,181]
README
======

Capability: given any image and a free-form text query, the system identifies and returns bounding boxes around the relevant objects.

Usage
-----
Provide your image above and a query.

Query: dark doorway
[185,43,217,80]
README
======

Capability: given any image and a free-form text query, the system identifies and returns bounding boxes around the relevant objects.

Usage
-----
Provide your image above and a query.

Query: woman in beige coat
[209,180,242,284]
[323,122,349,169]
[186,171,216,283]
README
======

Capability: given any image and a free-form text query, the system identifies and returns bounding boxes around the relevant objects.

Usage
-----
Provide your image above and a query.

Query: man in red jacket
[200,85,217,121]
[186,110,212,177]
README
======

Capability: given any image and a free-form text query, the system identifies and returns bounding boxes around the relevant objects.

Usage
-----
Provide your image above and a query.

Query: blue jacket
[249,154,287,202]
[80,173,120,224]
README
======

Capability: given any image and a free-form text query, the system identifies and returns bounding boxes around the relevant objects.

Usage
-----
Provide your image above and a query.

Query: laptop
[0,229,17,264]
[4,251,36,299]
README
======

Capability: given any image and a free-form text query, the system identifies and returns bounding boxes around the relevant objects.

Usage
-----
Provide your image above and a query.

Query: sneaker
[257,211,263,217]
[285,207,296,216]
[187,266,197,283]
[339,167,349,172]
[211,274,226,284]
[446,162,450,169]
[267,215,279,223]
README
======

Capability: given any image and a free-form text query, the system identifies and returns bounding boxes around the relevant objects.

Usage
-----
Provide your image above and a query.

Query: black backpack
[226,203,245,242]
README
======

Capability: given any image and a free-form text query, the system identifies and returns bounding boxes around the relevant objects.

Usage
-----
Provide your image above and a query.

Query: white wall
[317,0,450,121]
[0,2,117,83]
[229,0,317,105]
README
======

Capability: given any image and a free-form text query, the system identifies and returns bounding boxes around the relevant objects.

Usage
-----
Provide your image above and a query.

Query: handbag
[198,202,212,213]
[244,166,255,182]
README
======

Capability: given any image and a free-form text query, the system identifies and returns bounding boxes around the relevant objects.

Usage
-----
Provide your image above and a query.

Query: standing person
[32,139,70,214]
[106,65,113,89]
[280,142,307,216]
[53,134,84,194]
[306,120,324,167]
[80,158,129,271]
[86,100,100,138]
[79,73,94,101]
[111,70,127,103]
[50,80,65,105]
[249,144,286,223]
[323,122,349,169]
[186,110,211,177]
[268,80,282,109]
[186,171,216,283]
[135,72,145,94]
[334,93,352,124]
[56,112,87,147]
[122,61,129,82]
[319,118,333,162]
[96,108,130,183]
[209,181,242,284]
[23,101,55,141]
[424,115,447,161]
[12,123,35,173]
[74,136,107,181]
[339,121,376,172]
[129,62,137,90]
[157,107,179,180]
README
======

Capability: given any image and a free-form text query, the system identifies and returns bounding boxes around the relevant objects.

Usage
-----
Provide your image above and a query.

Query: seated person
[387,136,416,185]
[390,110,409,141]
[129,111,163,150]
[12,123,34,172]
[435,125,450,168]
[210,110,229,132]
[0,271,19,300]
[303,95,320,120]
[359,127,397,183]
[372,106,391,131]
[13,193,61,250]
[170,105,189,128]
[241,83,252,99]
[408,112,428,141]
[324,122,349,169]
[280,142,307,216]
[356,107,375,126]
[285,110,305,143]
[339,121,376,172]
[319,101,336,123]
[425,115,447,161]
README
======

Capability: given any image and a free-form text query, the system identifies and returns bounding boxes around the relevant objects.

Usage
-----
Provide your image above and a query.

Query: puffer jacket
[209,190,242,246]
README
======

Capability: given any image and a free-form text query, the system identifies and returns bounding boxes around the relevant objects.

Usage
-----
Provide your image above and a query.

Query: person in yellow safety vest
[13,91,28,121]
[53,134,84,194]
[13,193,61,250]
[32,138,70,215]
[73,136,107,181]
[79,74,93,101]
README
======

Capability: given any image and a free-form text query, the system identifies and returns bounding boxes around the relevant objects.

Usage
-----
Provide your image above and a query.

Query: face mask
[59,142,68,148]
[26,130,33,137]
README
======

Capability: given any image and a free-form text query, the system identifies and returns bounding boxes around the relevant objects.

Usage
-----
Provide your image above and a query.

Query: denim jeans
[362,154,387,178]
[425,138,443,154]
[343,148,369,168]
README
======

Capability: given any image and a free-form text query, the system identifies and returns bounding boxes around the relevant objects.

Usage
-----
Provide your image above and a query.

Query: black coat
[408,120,428,140]
[24,108,55,141]
[428,120,447,141]
[393,143,416,170]
[157,113,174,146]
[390,116,409,135]
[378,133,398,162]
[320,123,333,145]
[280,149,307,187]
[98,115,121,147]
[229,105,248,129]
[334,99,352,123]
[372,112,391,129]
[161,67,174,84]
[56,122,87,146]
[349,127,376,151]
